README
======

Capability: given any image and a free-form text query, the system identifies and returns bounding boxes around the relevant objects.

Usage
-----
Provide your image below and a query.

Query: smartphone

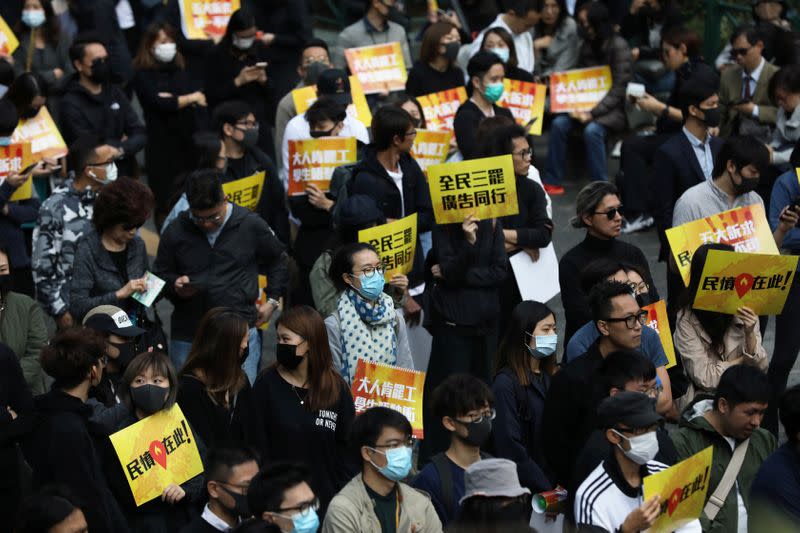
[20,161,40,175]
[255,62,268,68]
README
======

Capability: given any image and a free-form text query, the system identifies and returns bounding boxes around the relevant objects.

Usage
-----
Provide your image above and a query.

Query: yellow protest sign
[666,204,778,286]
[359,213,418,279]
[0,143,34,202]
[222,172,264,211]
[498,79,547,135]
[642,299,676,369]
[417,87,467,132]
[692,250,798,315]
[411,130,451,175]
[643,446,713,533]
[11,106,68,160]
[178,0,240,39]
[427,155,519,224]
[109,404,204,506]
[352,359,426,438]
[549,66,612,113]
[345,42,407,94]
[291,76,372,127]
[287,137,358,196]
[0,15,18,56]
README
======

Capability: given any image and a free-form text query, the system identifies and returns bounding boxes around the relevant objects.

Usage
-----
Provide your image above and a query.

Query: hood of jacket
[679,396,716,431]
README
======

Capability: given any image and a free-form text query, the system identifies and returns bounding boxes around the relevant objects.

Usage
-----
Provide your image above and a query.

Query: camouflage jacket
[31,178,96,317]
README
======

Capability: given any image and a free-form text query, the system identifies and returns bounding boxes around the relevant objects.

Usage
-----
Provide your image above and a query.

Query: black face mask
[109,340,137,370]
[303,61,329,85]
[219,485,251,519]
[130,384,168,415]
[636,292,654,308]
[443,41,460,63]
[276,342,303,369]
[20,106,41,120]
[730,170,759,195]
[699,106,721,128]
[455,417,492,447]
[495,500,531,523]
[89,58,111,84]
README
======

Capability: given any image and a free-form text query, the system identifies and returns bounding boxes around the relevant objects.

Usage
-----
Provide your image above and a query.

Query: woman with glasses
[253,305,355,516]
[674,243,768,412]
[69,178,154,324]
[325,243,414,384]
[491,301,557,493]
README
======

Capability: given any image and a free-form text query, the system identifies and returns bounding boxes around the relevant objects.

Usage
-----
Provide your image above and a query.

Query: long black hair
[494,301,557,385]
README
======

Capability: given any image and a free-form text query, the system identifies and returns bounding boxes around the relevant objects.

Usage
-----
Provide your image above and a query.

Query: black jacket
[24,389,129,532]
[620,5,683,61]
[68,0,133,85]
[204,42,272,123]
[500,175,552,249]
[405,61,465,97]
[453,100,514,160]
[153,204,288,341]
[0,181,39,270]
[0,343,33,500]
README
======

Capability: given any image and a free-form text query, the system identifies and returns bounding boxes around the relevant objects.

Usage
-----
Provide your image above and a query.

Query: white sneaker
[621,215,654,234]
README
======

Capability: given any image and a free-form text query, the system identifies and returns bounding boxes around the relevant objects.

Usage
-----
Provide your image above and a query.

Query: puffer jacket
[578,34,633,132]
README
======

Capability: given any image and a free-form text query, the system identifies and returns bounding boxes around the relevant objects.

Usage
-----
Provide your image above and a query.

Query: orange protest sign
[411,130,451,175]
[178,0,240,39]
[0,15,18,56]
[666,204,778,286]
[345,42,407,94]
[498,80,547,135]
[0,143,34,202]
[352,359,425,438]
[549,66,612,113]
[11,106,68,160]
[287,137,358,196]
[643,446,712,533]
[427,155,519,224]
[291,76,372,127]
[417,87,468,132]
[642,299,676,369]
[692,250,798,315]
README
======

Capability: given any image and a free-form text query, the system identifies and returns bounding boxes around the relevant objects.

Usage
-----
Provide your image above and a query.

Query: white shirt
[723,436,750,533]
[469,14,535,73]
[200,503,234,532]
[386,167,405,215]
[280,113,370,190]
[742,57,766,118]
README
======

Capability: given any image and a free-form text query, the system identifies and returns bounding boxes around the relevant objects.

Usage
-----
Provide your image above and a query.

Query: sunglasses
[593,205,623,220]
[730,47,751,57]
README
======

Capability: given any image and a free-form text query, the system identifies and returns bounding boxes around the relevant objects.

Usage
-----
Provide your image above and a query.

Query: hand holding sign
[622,496,661,533]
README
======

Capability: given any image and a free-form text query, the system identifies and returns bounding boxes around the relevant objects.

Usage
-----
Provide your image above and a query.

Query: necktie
[743,75,753,100]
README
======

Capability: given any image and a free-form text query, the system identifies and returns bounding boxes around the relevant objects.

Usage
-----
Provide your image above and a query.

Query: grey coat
[580,34,633,132]
[69,228,148,322]
[534,17,581,76]
[769,104,800,165]
[12,31,74,92]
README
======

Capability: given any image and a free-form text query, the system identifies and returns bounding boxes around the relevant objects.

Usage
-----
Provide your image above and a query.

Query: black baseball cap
[598,391,663,430]
[83,305,145,338]
[317,69,352,106]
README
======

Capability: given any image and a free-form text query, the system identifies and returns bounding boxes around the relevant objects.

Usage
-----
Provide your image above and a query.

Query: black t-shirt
[364,483,398,533]
[107,248,129,282]
[251,367,357,513]
[405,61,465,97]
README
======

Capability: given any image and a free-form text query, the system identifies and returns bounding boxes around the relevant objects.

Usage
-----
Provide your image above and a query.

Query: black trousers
[619,133,670,217]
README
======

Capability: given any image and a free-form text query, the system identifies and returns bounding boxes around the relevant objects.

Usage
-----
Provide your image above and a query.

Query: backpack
[329,162,359,226]
[430,451,491,520]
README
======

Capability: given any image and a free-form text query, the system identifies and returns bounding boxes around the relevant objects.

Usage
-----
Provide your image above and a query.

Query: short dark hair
[92,178,154,233]
[305,97,347,129]
[0,98,18,137]
[571,181,619,228]
[248,462,312,516]
[467,50,505,88]
[580,258,627,293]
[769,64,800,102]
[350,406,413,462]
[328,242,378,292]
[714,365,771,410]
[206,446,260,483]
[16,485,85,533]
[40,328,106,389]
[371,105,414,151]
[432,374,494,420]
[213,100,253,135]
[599,350,657,394]
[661,26,702,59]
[186,169,225,210]
[729,25,764,47]
[589,280,635,322]
[780,385,800,442]
[68,32,106,64]
[67,135,105,174]
[301,38,330,56]
[506,0,544,16]
[481,123,528,160]
[712,135,769,179]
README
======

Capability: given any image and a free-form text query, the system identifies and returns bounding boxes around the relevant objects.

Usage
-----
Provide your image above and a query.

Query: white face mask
[232,36,255,51]
[612,429,659,465]
[153,42,177,63]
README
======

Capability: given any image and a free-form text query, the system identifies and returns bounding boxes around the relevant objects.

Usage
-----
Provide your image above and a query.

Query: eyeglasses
[730,47,752,57]
[351,265,385,278]
[372,436,416,449]
[191,211,224,224]
[122,222,142,231]
[402,130,417,138]
[603,310,648,329]
[627,281,649,294]
[458,408,497,424]
[512,148,533,160]
[593,205,623,220]
[277,498,320,517]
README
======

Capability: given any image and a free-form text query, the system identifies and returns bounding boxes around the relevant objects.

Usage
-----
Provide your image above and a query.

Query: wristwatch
[266,297,280,309]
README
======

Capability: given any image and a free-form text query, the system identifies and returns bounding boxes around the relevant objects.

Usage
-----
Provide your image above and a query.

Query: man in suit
[719,26,779,141]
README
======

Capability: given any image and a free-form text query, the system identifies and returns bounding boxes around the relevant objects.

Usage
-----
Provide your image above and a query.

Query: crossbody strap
[703,438,750,521]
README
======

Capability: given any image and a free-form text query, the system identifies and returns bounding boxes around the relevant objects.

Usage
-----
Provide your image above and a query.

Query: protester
[573,391,701,532]
[412,374,494,525]
[25,328,129,532]
[325,243,413,383]
[133,21,207,225]
[180,447,260,532]
[246,461,319,533]
[671,365,776,532]
[621,0,683,82]
[15,487,89,533]
[323,407,442,533]
[253,305,355,514]
[469,1,541,73]
[543,2,632,194]
[767,64,800,168]
[67,0,133,87]
[69,178,153,323]
[533,0,580,77]
[61,33,146,177]
[479,27,534,83]
[336,0,412,71]
[393,94,426,129]
[674,243,769,409]
[491,301,556,493]
[716,0,794,70]
[453,51,514,160]
[31,135,118,329]
[405,22,463,97]
[153,169,287,378]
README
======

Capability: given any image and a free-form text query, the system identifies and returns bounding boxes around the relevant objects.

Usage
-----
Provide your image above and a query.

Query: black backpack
[430,451,492,520]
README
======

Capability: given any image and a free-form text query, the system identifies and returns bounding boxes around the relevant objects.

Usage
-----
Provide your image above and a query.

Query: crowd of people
[1,0,800,532]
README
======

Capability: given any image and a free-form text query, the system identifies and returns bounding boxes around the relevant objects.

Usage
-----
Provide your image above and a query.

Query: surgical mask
[276,343,304,370]
[731,170,759,195]
[0,136,11,146]
[289,510,320,533]
[483,82,504,103]
[490,47,510,63]
[443,41,460,62]
[233,36,255,51]
[370,446,412,481]
[89,58,111,84]
[130,384,168,415]
[612,430,659,465]
[236,127,259,149]
[88,162,117,184]
[22,9,46,28]
[528,334,557,358]
[699,106,721,128]
[219,485,251,519]
[153,42,177,63]
[354,273,384,301]
[109,341,137,370]
[456,417,492,447]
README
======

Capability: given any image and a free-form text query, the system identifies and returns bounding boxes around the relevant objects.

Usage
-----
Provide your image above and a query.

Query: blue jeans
[545,114,608,185]
[170,327,261,384]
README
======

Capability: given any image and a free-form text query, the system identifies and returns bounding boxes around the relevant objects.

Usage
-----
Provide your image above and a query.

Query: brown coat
[719,60,779,138]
